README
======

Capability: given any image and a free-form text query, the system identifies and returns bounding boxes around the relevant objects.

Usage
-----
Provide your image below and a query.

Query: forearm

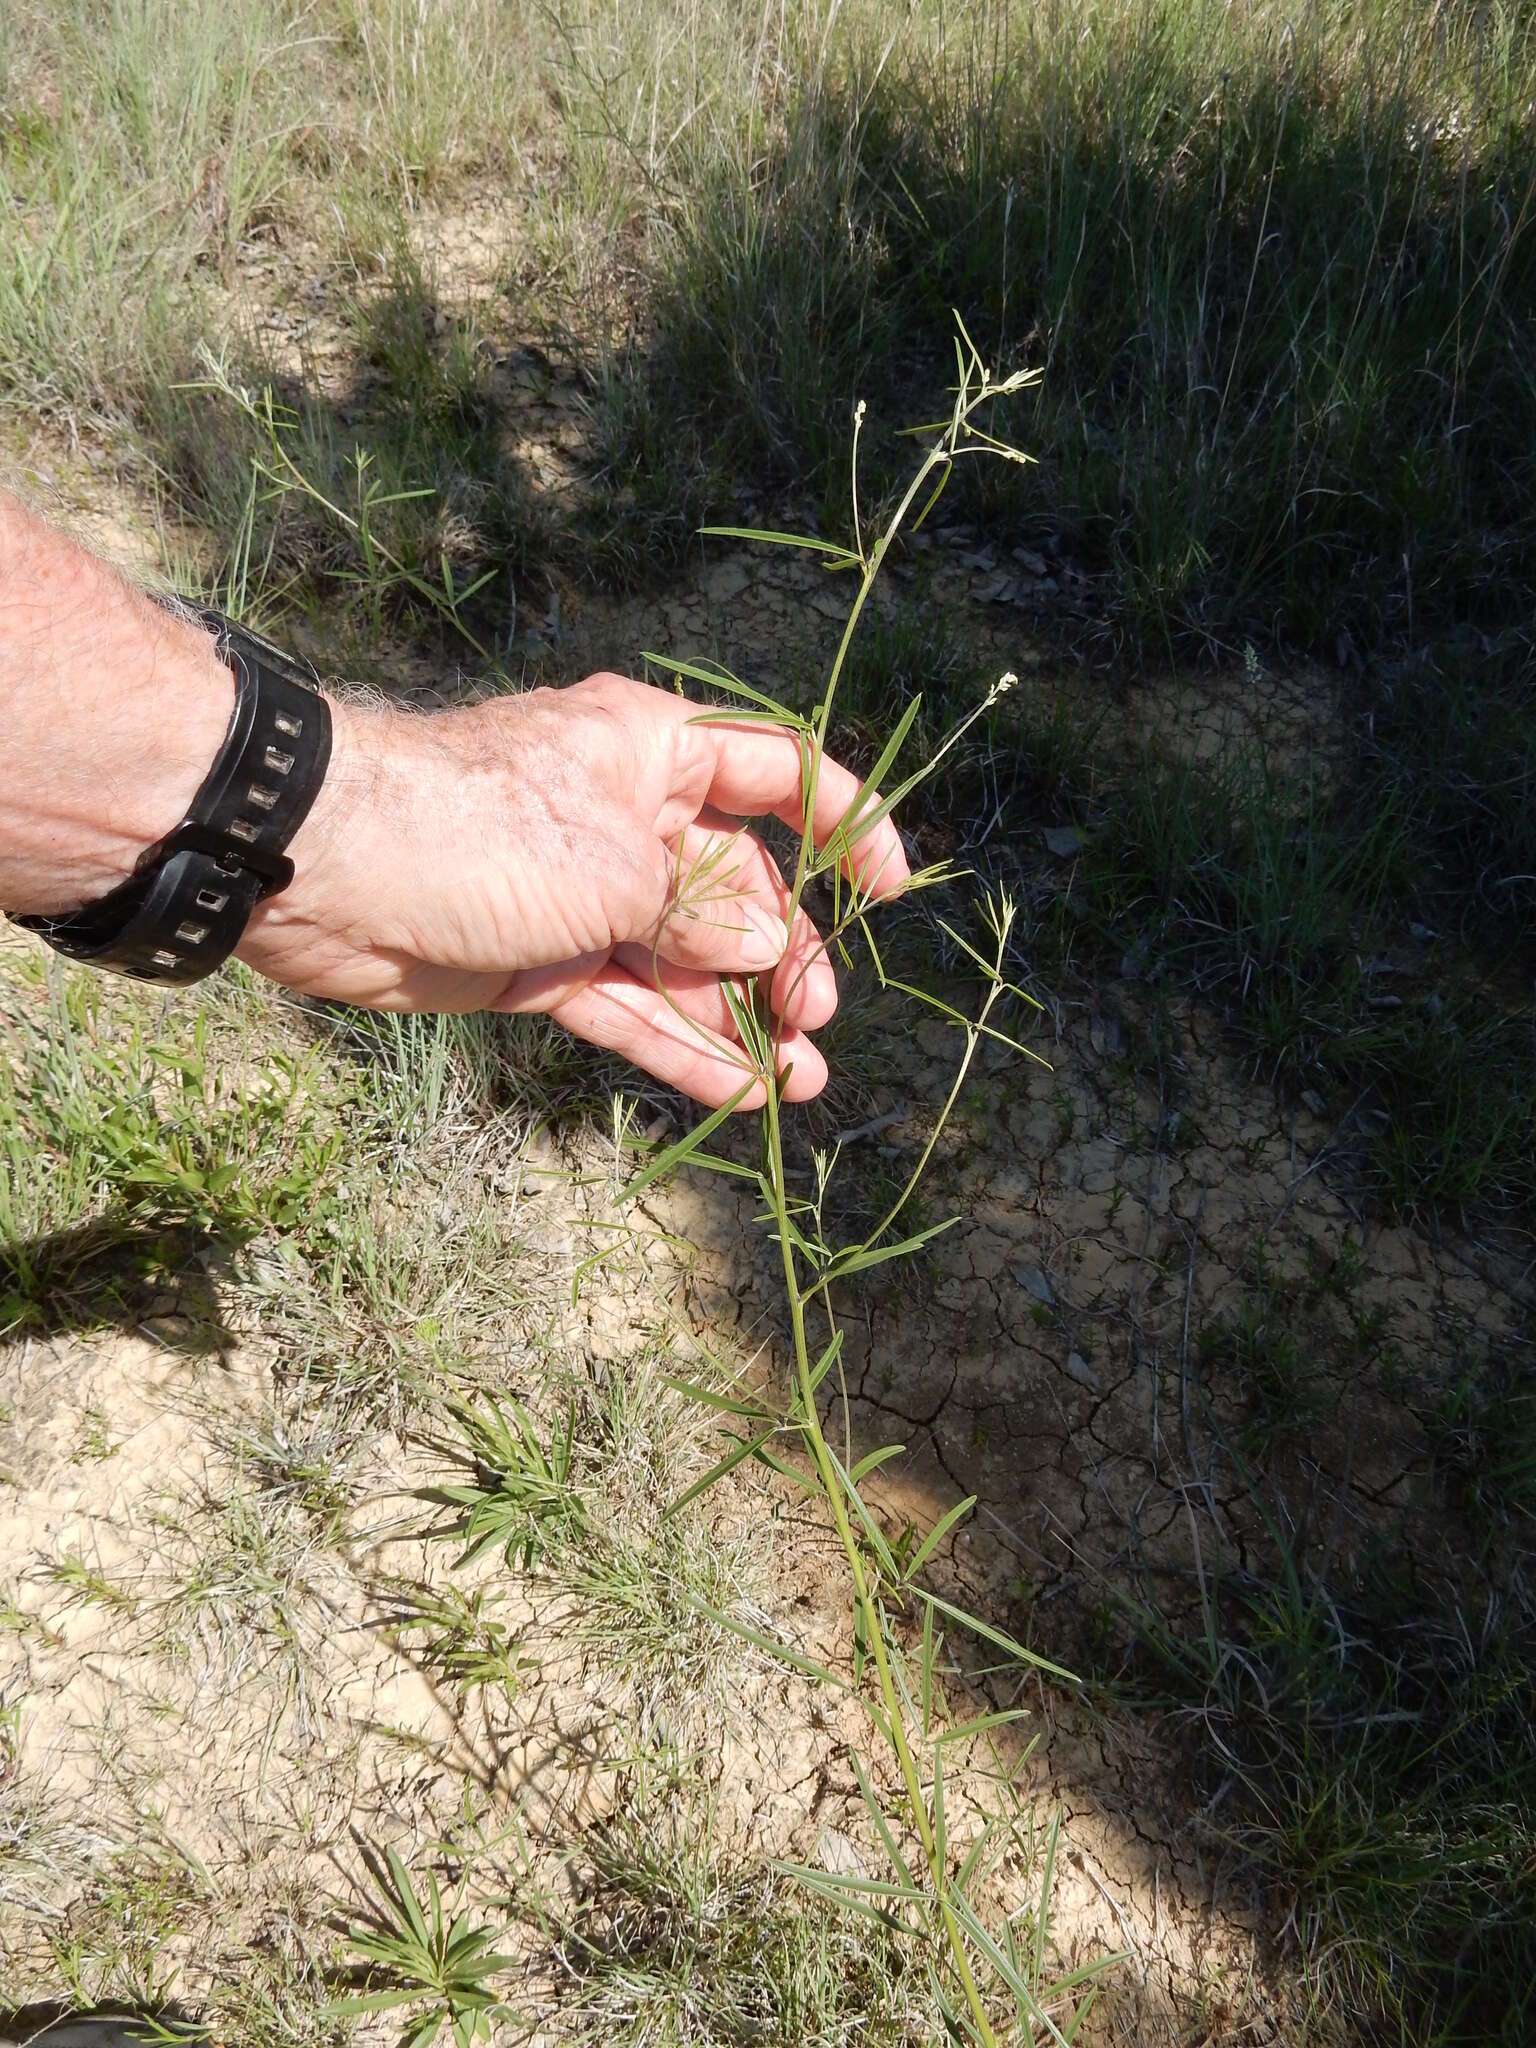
[0,488,237,916]
[0,487,900,1105]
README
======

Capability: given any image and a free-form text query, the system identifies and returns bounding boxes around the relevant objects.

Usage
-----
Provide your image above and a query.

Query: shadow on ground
[0,1218,233,1355]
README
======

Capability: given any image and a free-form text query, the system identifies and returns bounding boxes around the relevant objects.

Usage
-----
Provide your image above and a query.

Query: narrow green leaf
[956,1806,1004,1894]
[826,1214,959,1283]
[699,525,862,567]
[1034,1809,1060,1991]
[387,1846,431,1950]
[662,1376,774,1422]
[324,1989,421,2017]
[849,1442,906,1484]
[641,651,791,717]
[686,707,813,732]
[849,1752,917,1891]
[921,1599,935,1738]
[688,1597,850,1691]
[754,1444,821,1494]
[614,1079,756,1206]
[667,1425,782,1515]
[786,1328,843,1417]
[933,1705,1032,1750]
[903,1495,977,1583]
[721,978,769,1063]
[773,1859,924,1903]
[950,1890,1068,2045]
[911,1589,1078,1684]
[826,1446,898,1580]
[668,1148,761,1183]
[818,694,921,857]
[910,458,953,534]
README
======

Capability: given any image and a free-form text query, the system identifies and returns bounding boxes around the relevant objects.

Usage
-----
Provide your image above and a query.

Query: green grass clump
[578,0,1536,663]
[0,967,341,1335]
[1113,1443,1536,2047]
[533,1812,927,2046]
[1362,638,1536,954]
[146,251,542,658]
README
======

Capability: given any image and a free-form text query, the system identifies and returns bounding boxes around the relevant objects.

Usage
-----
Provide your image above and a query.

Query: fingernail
[739,903,788,969]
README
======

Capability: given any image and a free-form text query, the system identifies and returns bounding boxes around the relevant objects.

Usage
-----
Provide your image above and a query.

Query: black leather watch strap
[14,604,332,987]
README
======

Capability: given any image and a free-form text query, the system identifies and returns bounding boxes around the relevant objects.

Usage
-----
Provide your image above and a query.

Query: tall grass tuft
[577,0,1536,660]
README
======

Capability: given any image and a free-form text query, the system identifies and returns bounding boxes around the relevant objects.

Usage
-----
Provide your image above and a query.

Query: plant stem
[763,1076,999,2048]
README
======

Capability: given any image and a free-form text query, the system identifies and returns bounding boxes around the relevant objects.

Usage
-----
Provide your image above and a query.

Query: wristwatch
[14,603,332,987]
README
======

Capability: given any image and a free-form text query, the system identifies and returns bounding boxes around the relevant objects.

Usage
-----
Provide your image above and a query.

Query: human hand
[237,671,910,1106]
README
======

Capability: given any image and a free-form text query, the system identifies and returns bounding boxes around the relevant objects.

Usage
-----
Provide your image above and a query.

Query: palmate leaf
[329,1848,519,2048]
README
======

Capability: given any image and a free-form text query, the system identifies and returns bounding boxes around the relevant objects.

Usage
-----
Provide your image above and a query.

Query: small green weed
[1015,711,1536,1220]
[535,1807,926,2044]
[1429,1350,1536,1532]
[433,1394,581,1571]
[1196,1243,1395,1460]
[0,970,341,1334]
[42,1550,138,1620]
[385,1584,528,1701]
[329,1845,518,2048]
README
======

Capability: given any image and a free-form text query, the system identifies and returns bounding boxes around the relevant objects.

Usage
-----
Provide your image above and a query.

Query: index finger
[689,718,912,899]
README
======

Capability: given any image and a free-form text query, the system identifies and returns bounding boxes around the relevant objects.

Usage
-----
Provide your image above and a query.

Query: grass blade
[666,1425,783,1515]
[662,1376,774,1422]
[849,1442,906,1483]
[641,651,796,718]
[826,1215,959,1282]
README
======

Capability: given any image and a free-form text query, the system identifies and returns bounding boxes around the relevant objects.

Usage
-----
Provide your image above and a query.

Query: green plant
[604,331,1112,2042]
[434,1394,582,1571]
[329,1845,518,2047]
[1429,1351,1536,1530]
[385,1583,528,1700]
[1107,1432,1536,2047]
[0,972,342,1332]
[573,0,1536,665]
[167,340,514,659]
